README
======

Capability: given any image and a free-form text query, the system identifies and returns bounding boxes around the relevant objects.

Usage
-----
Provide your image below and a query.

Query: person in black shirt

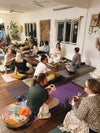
[14,52,33,74]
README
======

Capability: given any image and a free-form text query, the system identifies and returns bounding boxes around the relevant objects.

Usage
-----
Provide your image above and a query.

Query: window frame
[57,19,79,45]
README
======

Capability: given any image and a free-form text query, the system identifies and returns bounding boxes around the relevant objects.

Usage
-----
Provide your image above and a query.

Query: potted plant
[10,21,19,39]
[29,30,37,46]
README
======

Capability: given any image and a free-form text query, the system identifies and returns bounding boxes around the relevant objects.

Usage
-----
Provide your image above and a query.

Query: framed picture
[90,14,99,27]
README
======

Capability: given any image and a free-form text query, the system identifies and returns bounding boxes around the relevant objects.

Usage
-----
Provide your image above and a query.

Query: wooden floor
[0,61,95,133]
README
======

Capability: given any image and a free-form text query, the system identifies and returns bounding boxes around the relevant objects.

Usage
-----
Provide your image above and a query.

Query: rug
[52,82,85,104]
[72,73,100,87]
[48,124,71,133]
[1,73,18,83]
[22,77,33,87]
[6,82,29,98]
[57,65,93,78]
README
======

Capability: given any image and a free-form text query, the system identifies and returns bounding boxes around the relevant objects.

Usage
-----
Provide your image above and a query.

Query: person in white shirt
[54,42,61,59]
[37,41,46,55]
[34,54,48,76]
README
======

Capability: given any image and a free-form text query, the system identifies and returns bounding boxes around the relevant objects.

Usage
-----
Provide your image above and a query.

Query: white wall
[1,4,100,67]
[0,13,19,36]
[17,7,87,61]
[83,7,100,67]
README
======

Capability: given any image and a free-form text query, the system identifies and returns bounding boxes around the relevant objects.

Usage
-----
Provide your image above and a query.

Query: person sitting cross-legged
[65,47,81,75]
[14,52,33,75]
[27,73,59,116]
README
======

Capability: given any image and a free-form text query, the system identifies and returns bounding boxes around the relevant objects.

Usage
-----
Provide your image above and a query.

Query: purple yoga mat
[6,82,29,98]
[52,82,85,104]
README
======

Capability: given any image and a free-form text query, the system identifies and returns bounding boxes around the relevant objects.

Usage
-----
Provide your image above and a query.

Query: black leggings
[89,128,97,133]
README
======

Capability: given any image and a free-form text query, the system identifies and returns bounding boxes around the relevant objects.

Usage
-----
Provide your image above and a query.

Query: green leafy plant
[29,30,37,45]
[10,21,19,37]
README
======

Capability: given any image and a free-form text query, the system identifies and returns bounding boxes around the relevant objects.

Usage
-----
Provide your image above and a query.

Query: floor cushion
[2,101,32,128]
[50,71,61,78]
[10,72,27,79]
[47,71,61,82]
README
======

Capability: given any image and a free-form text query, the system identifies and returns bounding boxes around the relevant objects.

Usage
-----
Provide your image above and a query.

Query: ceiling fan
[0,8,24,13]
[53,6,74,11]
[32,0,46,7]
[9,9,24,13]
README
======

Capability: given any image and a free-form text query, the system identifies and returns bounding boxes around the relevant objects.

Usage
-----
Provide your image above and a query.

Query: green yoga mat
[72,73,100,87]
[57,65,93,78]
[48,124,71,133]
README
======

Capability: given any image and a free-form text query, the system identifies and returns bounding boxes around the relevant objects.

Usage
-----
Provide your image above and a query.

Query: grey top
[71,53,81,66]
[73,95,100,133]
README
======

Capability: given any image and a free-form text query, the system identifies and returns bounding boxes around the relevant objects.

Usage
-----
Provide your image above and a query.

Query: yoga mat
[6,82,29,98]
[52,82,85,104]
[1,73,18,83]
[48,124,71,133]
[57,65,93,78]
[72,73,100,87]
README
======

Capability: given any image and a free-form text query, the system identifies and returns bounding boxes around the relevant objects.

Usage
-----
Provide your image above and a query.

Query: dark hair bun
[74,47,80,53]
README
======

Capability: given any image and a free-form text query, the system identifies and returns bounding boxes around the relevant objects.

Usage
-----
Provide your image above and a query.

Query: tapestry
[40,20,50,42]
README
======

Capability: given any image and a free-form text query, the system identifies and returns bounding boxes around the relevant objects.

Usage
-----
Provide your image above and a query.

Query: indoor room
[0,0,100,133]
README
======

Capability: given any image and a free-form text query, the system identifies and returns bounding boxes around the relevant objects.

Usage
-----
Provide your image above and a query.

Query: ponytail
[31,73,46,87]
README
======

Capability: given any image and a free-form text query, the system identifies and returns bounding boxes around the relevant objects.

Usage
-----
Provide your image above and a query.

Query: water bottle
[64,96,69,108]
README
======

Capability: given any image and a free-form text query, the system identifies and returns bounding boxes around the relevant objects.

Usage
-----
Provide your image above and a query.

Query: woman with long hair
[14,52,33,74]
[4,47,15,72]
[27,73,59,115]
[54,42,61,58]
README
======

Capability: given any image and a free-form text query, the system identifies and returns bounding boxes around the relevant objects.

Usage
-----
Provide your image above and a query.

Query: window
[25,23,37,37]
[57,22,64,42]
[57,19,79,44]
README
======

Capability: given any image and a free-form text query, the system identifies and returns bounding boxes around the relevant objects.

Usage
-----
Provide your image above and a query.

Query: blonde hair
[15,52,23,63]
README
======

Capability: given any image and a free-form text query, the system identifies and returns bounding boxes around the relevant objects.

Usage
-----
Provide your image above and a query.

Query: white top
[34,62,47,76]
[39,46,44,51]
[55,50,61,58]
[33,46,38,53]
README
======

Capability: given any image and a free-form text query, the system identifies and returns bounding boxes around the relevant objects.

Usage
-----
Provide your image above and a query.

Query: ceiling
[0,0,92,13]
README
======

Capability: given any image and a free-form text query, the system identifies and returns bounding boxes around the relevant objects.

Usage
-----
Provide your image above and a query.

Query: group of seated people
[26,54,100,133]
[4,47,34,74]
[26,46,99,133]
[1,38,100,133]
[26,53,100,133]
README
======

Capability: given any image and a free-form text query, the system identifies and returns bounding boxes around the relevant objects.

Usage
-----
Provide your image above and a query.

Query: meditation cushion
[49,71,60,78]
[47,71,60,82]
[23,45,30,50]
[2,102,32,128]
[10,72,27,79]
